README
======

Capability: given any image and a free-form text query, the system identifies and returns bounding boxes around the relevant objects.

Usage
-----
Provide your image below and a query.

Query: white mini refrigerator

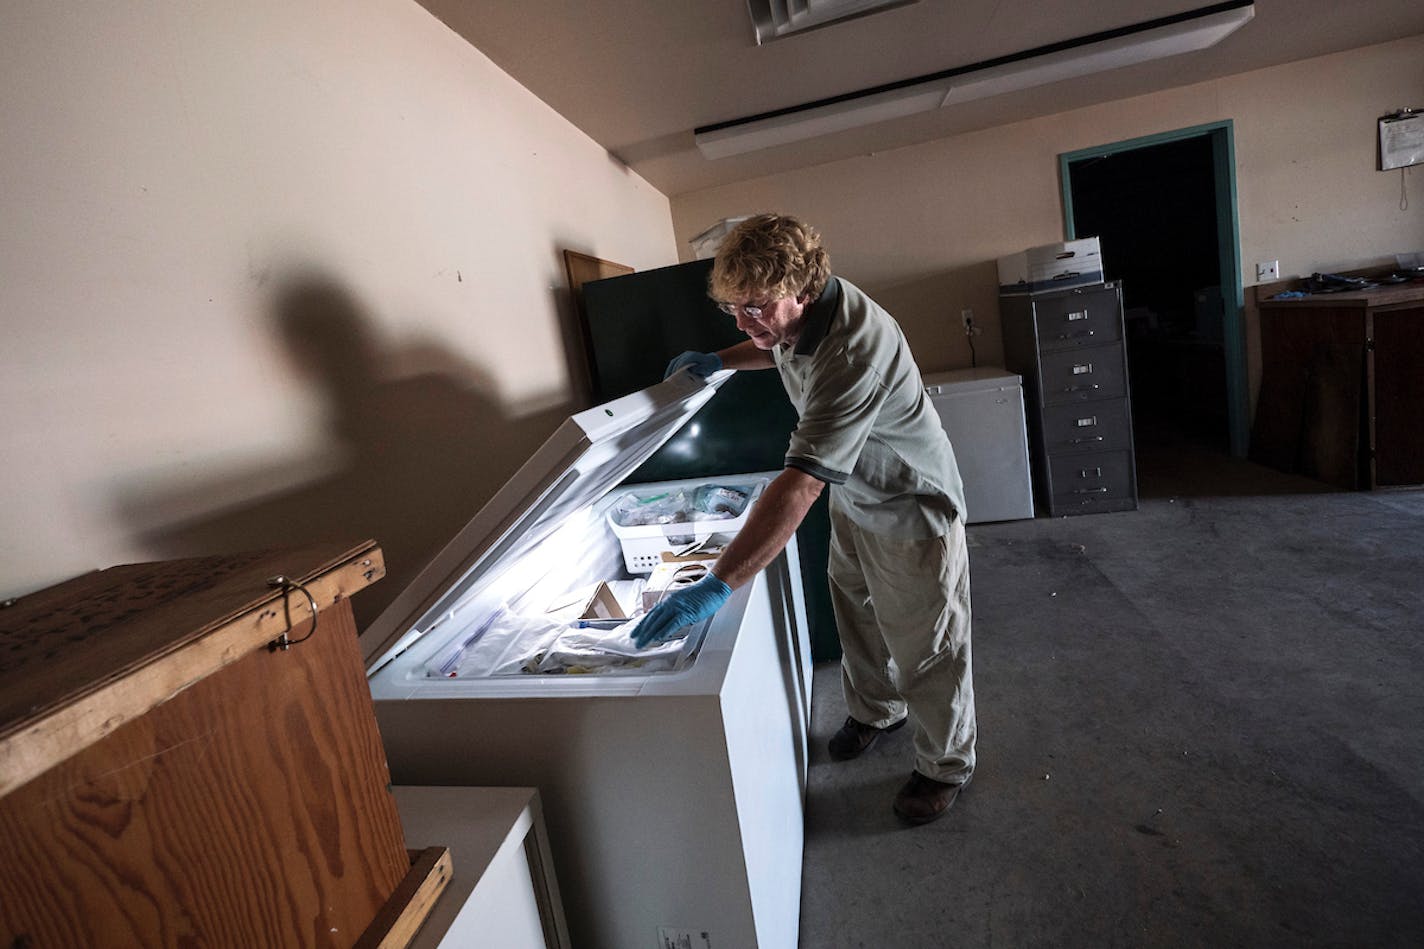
[361,370,812,949]
[924,368,1036,523]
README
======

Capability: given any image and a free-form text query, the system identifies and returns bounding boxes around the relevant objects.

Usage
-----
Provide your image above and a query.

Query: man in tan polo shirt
[635,212,976,824]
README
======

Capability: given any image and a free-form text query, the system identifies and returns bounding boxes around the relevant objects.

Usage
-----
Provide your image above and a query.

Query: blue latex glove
[633,574,732,648]
[664,350,723,380]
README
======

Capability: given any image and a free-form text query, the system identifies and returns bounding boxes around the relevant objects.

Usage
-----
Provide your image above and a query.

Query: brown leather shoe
[827,715,907,760]
[893,771,969,825]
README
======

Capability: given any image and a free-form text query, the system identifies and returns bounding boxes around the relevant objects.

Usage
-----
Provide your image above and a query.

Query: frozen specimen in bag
[432,605,567,678]
[432,576,693,677]
[609,483,753,528]
[693,484,750,518]
[610,489,693,527]
[528,618,688,675]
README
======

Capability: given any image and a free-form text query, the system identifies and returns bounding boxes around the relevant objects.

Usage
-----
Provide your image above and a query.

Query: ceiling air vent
[747,0,918,45]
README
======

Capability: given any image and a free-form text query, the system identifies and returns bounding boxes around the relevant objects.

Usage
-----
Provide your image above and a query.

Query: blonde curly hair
[709,213,832,306]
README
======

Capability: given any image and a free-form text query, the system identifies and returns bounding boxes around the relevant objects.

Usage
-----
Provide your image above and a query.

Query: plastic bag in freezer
[430,606,565,677]
[608,483,753,527]
[529,619,687,675]
[431,601,688,677]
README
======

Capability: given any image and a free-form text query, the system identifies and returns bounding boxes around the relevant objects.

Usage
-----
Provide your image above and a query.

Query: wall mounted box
[0,541,442,948]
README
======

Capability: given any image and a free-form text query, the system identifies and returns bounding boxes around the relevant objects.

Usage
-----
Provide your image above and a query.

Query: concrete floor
[798,441,1424,947]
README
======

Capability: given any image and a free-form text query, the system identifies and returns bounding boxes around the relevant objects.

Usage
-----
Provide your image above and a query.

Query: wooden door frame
[1059,120,1248,458]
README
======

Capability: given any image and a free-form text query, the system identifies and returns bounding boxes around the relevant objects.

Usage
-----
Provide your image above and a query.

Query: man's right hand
[632,573,732,649]
[664,351,723,380]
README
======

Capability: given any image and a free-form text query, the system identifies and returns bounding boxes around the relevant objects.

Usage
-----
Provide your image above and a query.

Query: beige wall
[5,7,1420,610]
[670,34,1424,379]
[0,0,676,615]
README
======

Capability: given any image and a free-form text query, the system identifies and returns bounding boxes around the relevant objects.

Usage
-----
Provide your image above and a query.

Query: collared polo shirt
[773,277,966,537]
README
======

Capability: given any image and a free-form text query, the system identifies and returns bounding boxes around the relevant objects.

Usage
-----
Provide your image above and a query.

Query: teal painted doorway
[1060,121,1248,459]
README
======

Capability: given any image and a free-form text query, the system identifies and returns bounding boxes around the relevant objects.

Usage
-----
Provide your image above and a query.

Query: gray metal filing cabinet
[1000,281,1138,516]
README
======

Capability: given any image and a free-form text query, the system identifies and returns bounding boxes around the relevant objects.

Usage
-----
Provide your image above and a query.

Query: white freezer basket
[606,479,767,573]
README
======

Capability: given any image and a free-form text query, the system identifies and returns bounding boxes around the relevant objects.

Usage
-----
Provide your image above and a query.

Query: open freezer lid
[361,369,732,674]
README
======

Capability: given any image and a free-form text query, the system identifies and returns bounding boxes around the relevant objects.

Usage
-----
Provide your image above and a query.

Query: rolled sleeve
[785,345,888,485]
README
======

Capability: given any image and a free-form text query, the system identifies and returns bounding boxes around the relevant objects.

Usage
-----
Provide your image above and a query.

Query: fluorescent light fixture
[696,0,1254,159]
[697,83,952,158]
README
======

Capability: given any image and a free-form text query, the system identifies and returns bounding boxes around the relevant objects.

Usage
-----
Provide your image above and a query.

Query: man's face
[720,293,808,350]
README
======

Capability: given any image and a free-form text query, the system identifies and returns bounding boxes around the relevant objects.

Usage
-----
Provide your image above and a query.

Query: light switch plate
[1256,260,1280,281]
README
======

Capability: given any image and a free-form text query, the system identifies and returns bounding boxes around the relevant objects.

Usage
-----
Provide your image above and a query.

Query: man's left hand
[632,574,732,648]
[664,350,723,380]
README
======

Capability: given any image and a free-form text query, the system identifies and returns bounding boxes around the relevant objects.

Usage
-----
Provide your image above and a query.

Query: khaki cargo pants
[828,506,976,784]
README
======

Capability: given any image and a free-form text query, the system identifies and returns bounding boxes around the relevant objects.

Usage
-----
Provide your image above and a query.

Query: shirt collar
[792,276,840,357]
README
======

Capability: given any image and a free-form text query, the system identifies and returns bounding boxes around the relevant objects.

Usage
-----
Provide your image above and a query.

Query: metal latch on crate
[266,575,319,651]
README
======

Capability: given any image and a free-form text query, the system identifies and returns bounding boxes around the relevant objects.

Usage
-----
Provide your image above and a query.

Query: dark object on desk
[1305,272,1377,293]
[1252,282,1424,489]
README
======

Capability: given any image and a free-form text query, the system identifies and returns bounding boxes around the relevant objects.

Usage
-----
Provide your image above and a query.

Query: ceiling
[416,0,1424,196]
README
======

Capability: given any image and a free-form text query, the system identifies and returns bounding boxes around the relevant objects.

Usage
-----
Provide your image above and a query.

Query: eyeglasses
[716,299,772,319]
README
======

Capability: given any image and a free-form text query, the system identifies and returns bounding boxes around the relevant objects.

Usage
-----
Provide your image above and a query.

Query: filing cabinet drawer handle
[1066,310,1089,322]
[1072,487,1110,495]
[1062,383,1101,392]
[1068,435,1105,445]
[1057,329,1096,340]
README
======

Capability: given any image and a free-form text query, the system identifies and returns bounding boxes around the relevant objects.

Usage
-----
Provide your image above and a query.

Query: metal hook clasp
[266,575,319,651]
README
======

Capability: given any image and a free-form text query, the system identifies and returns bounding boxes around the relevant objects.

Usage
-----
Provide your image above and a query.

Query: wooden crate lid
[0,539,384,797]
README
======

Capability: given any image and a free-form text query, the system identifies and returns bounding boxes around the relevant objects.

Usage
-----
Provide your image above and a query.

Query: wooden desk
[1252,281,1424,488]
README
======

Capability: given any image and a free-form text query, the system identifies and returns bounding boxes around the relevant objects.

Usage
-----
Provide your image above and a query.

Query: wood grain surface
[1253,283,1424,490]
[0,554,407,947]
[355,847,453,949]
[0,540,384,796]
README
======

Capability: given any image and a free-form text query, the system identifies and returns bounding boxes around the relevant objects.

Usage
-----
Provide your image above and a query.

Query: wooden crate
[0,540,438,947]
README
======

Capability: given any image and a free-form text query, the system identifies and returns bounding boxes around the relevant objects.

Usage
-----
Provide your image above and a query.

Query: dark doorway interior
[1067,136,1229,452]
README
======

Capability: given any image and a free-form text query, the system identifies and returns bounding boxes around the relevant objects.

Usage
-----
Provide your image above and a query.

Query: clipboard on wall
[1379,109,1424,171]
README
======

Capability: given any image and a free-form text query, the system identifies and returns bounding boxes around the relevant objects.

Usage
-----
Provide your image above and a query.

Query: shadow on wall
[120,274,568,629]
[867,260,1003,374]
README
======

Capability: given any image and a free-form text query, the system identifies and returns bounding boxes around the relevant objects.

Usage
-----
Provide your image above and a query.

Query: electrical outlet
[1256,260,1280,281]
[961,308,974,330]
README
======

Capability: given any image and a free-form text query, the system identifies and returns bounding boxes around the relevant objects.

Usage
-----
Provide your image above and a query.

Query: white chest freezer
[361,370,812,949]
[924,368,1036,523]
